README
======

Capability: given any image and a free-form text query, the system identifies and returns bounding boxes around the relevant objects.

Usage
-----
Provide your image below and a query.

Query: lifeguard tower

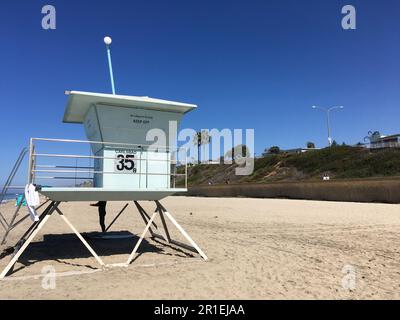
[0,37,207,278]
[40,90,194,201]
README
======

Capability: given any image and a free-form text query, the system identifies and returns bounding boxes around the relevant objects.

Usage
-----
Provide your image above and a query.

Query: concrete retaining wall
[185,180,400,203]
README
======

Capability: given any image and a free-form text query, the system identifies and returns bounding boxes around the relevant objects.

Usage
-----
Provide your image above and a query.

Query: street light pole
[104,36,116,95]
[312,105,344,147]
[326,109,332,146]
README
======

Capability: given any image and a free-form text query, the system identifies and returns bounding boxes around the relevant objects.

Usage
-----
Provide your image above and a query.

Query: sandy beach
[0,196,399,299]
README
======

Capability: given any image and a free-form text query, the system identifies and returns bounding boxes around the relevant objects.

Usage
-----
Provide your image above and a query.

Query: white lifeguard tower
[0,38,207,278]
[39,90,195,201]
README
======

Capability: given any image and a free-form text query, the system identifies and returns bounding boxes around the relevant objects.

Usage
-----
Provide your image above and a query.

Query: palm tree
[193,130,211,163]
[193,132,201,163]
[364,131,381,143]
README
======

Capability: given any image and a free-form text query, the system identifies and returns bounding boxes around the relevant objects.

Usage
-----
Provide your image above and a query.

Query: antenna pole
[104,36,116,95]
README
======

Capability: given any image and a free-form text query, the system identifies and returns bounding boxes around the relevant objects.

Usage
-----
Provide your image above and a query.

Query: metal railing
[367,141,400,149]
[0,147,28,231]
[0,147,27,202]
[28,138,188,189]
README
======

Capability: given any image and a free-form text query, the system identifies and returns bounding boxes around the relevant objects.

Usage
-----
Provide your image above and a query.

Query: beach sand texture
[0,196,399,299]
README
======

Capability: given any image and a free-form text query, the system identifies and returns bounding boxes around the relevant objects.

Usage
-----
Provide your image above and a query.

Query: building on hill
[365,131,400,149]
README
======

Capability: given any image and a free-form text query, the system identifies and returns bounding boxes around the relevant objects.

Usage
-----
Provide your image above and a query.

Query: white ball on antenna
[104,36,112,45]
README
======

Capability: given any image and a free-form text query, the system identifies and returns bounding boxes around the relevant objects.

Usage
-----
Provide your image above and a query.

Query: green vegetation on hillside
[178,146,400,186]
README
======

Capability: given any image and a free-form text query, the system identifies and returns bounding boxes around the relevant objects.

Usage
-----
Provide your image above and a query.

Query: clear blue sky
[1,0,400,184]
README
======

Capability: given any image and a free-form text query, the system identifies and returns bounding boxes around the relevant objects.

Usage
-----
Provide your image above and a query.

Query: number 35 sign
[114,150,137,173]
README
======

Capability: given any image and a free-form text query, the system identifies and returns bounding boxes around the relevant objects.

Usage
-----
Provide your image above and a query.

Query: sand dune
[0,196,399,299]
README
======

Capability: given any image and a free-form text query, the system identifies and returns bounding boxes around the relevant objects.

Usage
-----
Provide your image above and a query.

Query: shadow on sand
[3,230,196,275]
[7,231,158,272]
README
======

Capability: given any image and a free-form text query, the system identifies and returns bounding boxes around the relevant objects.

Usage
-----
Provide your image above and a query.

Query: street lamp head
[312,105,317,109]
[104,36,112,46]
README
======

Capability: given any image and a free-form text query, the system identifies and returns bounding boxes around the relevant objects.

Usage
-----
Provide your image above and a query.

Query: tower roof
[63,91,197,123]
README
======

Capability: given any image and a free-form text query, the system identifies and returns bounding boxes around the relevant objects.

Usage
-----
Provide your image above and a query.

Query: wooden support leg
[126,211,158,265]
[0,201,59,279]
[9,200,52,238]
[156,202,171,243]
[134,201,171,242]
[156,201,208,261]
[134,201,155,236]
[55,208,105,267]
[105,203,129,232]
[15,201,57,248]
[134,201,160,229]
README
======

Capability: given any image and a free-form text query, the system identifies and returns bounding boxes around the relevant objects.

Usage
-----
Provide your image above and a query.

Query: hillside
[178,146,400,186]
